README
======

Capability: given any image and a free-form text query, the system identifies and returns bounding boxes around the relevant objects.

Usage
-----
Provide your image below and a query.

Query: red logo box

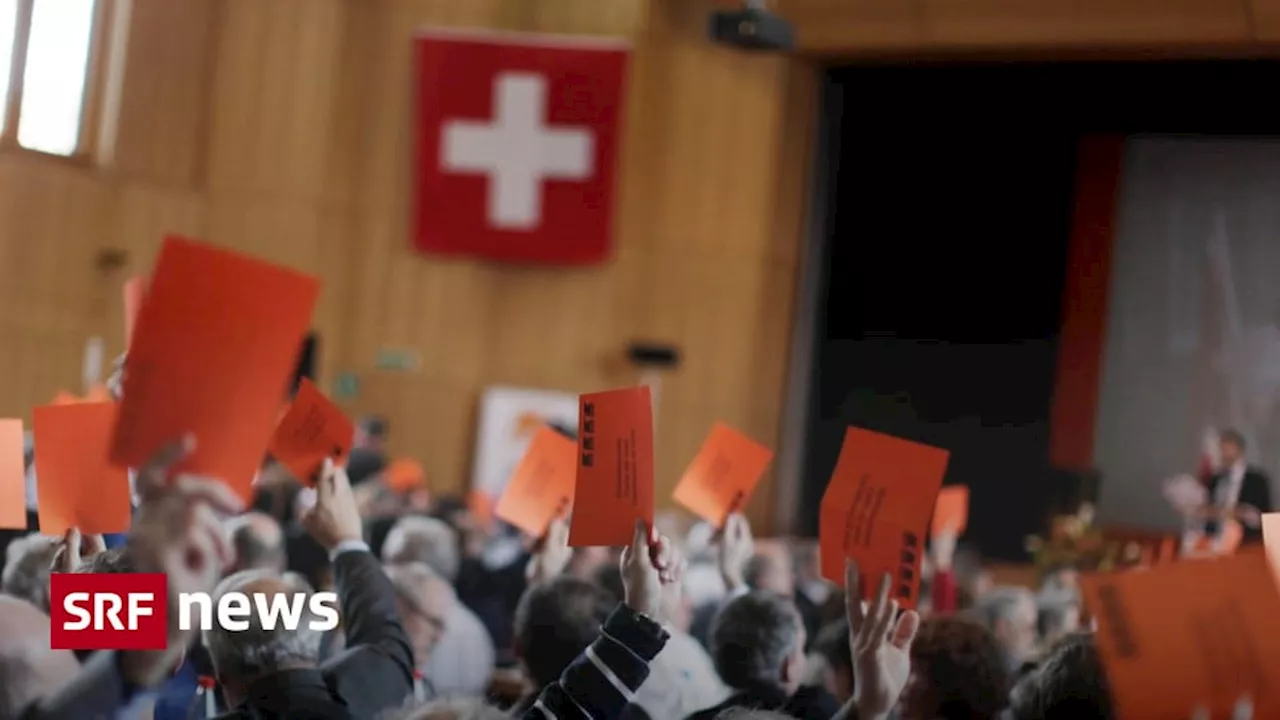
[49,573,168,650]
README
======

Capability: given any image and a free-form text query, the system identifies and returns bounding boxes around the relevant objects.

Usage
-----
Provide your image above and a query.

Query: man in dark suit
[1205,428,1273,545]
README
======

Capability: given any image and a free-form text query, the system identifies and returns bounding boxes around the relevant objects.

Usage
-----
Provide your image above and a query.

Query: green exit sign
[375,348,420,371]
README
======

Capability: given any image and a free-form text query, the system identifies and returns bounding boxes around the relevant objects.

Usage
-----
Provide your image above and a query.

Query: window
[0,0,103,157]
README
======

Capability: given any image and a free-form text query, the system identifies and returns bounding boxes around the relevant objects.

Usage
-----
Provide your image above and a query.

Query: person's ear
[781,647,801,684]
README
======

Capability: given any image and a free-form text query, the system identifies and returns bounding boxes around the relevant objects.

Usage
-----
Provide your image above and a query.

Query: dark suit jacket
[25,550,414,720]
[686,683,841,720]
[1207,466,1274,544]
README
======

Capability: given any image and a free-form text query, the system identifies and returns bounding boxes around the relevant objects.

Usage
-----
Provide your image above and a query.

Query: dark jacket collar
[230,668,342,717]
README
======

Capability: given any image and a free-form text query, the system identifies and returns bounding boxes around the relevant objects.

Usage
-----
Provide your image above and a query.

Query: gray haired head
[976,585,1034,630]
[400,696,509,720]
[1,535,58,612]
[202,569,324,682]
[381,516,460,581]
[709,591,802,690]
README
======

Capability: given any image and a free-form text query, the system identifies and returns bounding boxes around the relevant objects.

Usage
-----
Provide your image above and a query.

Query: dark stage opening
[801,60,1280,561]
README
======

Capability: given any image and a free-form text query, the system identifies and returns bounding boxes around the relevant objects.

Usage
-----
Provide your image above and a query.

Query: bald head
[0,595,80,719]
[226,512,285,574]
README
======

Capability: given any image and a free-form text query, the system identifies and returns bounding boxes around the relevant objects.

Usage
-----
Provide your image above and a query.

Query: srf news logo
[50,574,168,650]
[49,574,340,651]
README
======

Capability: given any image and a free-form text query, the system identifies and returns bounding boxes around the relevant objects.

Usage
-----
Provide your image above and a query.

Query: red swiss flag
[413,30,630,265]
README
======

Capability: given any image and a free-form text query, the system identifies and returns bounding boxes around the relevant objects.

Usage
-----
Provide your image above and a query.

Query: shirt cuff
[328,539,370,562]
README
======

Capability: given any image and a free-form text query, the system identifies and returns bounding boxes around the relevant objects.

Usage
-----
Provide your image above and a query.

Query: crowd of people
[0,387,1195,720]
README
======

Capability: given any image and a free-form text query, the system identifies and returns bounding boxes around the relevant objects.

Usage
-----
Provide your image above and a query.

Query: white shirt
[1215,460,1247,510]
[633,630,731,718]
[422,602,495,696]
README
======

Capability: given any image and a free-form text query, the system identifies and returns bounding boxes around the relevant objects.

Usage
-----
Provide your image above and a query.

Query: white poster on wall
[470,386,580,499]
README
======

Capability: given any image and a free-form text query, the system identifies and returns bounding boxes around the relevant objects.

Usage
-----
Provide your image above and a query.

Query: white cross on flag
[413,30,630,265]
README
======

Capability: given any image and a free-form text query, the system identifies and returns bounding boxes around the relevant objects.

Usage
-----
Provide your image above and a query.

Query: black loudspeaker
[290,332,318,396]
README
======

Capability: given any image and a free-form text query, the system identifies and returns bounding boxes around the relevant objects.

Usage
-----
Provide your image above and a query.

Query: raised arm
[518,521,683,720]
[303,460,414,704]
[27,437,242,719]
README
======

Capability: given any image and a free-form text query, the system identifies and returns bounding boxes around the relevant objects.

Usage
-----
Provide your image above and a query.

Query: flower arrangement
[1024,503,1147,578]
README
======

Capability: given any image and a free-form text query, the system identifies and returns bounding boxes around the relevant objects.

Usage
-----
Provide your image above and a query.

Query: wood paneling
[0,0,810,531]
[339,0,807,530]
[778,0,1280,54]
[6,0,1277,530]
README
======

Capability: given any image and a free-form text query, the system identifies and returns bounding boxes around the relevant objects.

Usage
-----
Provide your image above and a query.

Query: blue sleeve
[149,661,199,720]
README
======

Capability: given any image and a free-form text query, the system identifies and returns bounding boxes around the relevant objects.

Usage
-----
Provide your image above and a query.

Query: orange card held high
[111,236,320,499]
[33,402,133,536]
[568,386,654,547]
[673,422,773,526]
[818,427,950,608]
[931,485,969,536]
[1082,552,1280,719]
[267,379,353,484]
[495,425,577,537]
[0,419,26,530]
[1262,513,1280,571]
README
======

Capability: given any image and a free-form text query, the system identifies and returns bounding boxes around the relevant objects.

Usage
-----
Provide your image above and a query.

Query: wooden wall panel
[9,0,1278,532]
[920,0,1252,49]
[106,0,216,187]
[0,0,808,532]
[336,0,804,531]
[0,156,114,411]
[1252,0,1280,40]
[778,0,1280,54]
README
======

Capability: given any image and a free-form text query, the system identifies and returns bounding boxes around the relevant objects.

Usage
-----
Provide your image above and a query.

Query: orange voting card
[51,391,79,406]
[267,379,353,485]
[123,275,147,348]
[33,403,132,536]
[384,458,426,493]
[569,386,654,547]
[1263,513,1280,570]
[495,425,577,537]
[1081,552,1280,718]
[110,237,320,500]
[673,422,773,527]
[0,420,26,530]
[818,427,950,608]
[931,485,969,536]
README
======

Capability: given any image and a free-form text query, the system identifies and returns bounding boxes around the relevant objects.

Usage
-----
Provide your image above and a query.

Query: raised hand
[300,458,363,551]
[124,436,242,686]
[620,520,686,618]
[526,517,573,584]
[718,512,754,591]
[846,560,919,720]
[51,528,106,574]
[1235,504,1262,528]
